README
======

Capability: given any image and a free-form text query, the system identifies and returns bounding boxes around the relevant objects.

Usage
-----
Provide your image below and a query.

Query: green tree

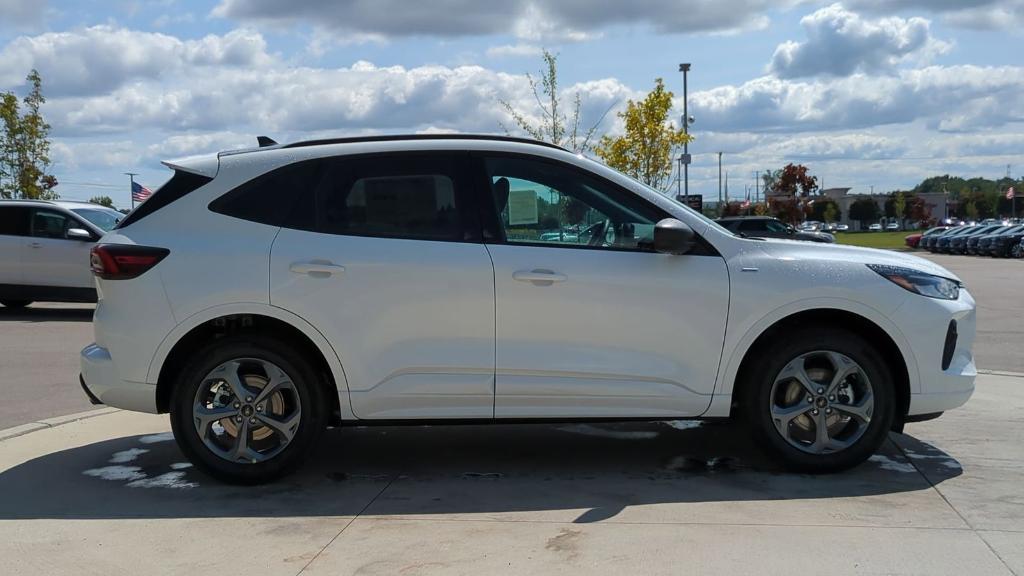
[893,192,906,228]
[823,202,838,224]
[89,195,115,208]
[0,70,57,200]
[849,197,880,227]
[499,49,611,152]
[963,200,979,221]
[592,78,692,191]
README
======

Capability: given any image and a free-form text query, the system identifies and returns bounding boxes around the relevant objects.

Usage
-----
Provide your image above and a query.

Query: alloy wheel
[768,350,874,454]
[192,358,302,464]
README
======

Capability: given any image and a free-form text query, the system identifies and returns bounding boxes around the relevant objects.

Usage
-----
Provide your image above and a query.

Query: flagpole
[124,172,138,210]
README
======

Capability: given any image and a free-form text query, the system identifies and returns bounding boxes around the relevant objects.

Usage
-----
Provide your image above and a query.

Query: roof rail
[280,134,568,152]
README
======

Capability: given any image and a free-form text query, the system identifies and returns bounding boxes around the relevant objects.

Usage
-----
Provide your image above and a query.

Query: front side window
[30,209,75,239]
[71,208,121,231]
[484,156,663,251]
[738,220,767,232]
[765,220,791,233]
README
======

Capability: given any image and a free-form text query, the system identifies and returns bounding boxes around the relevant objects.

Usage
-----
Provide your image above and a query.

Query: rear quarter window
[117,171,213,229]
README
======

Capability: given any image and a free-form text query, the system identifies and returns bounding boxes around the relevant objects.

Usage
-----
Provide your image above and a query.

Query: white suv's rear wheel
[170,336,327,484]
[741,328,894,473]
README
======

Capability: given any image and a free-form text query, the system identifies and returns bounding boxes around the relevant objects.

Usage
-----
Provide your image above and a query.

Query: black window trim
[210,150,485,245]
[468,151,719,257]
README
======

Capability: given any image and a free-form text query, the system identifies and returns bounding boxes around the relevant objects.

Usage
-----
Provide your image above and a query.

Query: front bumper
[891,289,977,416]
[80,343,158,413]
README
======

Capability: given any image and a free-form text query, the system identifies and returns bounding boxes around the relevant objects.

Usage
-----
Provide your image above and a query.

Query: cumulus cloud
[690,65,1024,133]
[769,4,950,78]
[212,0,783,40]
[845,0,1024,29]
[0,26,272,96]
[486,44,543,59]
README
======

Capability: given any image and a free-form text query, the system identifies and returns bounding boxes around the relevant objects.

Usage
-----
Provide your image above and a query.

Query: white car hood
[752,239,961,282]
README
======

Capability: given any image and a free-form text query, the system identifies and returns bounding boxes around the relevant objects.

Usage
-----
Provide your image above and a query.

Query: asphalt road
[0,251,1020,430]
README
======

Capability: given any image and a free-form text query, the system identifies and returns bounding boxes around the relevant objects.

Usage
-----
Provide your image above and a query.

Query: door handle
[512,269,567,285]
[289,261,345,277]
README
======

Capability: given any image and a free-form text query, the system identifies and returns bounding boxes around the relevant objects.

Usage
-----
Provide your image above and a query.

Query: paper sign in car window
[508,188,539,225]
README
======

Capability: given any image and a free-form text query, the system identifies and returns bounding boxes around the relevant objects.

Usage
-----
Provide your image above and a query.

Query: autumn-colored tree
[772,163,818,197]
[89,196,115,208]
[0,70,57,200]
[592,78,692,191]
[499,50,611,153]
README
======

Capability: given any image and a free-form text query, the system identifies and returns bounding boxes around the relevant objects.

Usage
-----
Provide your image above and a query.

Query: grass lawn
[835,231,911,250]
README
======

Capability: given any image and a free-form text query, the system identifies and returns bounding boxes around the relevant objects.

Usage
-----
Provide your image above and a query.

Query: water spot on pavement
[662,420,702,431]
[462,472,503,480]
[109,448,149,463]
[139,432,174,444]
[83,465,146,482]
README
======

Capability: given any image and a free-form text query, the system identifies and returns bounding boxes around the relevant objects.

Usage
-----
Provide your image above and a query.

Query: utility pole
[124,172,138,210]
[717,152,723,215]
[679,63,691,202]
[754,171,760,204]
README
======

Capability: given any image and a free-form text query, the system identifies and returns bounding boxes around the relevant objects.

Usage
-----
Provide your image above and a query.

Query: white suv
[80,135,976,483]
[0,199,122,308]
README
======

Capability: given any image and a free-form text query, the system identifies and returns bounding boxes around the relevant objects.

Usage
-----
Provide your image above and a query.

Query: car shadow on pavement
[0,421,961,522]
[0,306,94,323]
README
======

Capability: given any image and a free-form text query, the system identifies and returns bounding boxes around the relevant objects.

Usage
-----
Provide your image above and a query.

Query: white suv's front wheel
[170,336,327,484]
[741,328,895,473]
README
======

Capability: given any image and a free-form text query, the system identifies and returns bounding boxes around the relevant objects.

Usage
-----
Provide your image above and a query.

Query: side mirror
[653,218,695,255]
[66,228,94,241]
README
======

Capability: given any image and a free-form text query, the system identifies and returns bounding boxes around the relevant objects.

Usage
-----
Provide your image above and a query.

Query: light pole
[124,172,138,210]
[679,63,691,202]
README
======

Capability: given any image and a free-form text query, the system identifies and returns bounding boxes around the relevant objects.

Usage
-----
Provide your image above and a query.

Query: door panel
[22,209,95,288]
[490,244,729,417]
[271,231,495,419]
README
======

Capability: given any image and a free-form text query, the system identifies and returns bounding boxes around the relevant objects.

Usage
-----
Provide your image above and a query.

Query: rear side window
[738,220,767,232]
[0,206,29,236]
[116,171,212,229]
[209,160,324,227]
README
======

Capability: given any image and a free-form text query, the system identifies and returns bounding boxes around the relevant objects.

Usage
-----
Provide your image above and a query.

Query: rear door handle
[289,261,345,277]
[513,269,567,285]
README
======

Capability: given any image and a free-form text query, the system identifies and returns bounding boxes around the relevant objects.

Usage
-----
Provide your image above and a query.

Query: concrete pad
[978,531,1024,575]
[303,518,1012,576]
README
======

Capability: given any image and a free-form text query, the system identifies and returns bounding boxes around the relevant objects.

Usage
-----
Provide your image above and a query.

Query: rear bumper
[80,343,158,413]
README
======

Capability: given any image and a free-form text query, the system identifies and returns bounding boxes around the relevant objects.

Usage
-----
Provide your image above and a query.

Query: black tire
[0,300,32,309]
[740,328,895,473]
[169,334,328,484]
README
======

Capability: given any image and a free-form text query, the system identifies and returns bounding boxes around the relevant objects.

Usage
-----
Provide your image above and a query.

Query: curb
[0,407,121,443]
[977,369,1024,378]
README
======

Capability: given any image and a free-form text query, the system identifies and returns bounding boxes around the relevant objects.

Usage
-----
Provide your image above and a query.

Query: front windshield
[71,208,122,231]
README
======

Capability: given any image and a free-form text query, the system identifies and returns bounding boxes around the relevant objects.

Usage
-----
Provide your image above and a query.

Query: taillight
[90,244,169,280]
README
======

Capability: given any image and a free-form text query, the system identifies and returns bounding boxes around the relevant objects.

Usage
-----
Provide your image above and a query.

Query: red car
[906,226,950,248]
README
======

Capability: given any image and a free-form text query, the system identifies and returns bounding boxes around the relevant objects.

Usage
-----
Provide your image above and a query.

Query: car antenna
[256,136,278,147]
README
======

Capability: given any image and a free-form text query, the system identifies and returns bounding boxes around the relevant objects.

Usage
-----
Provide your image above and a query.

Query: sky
[1,0,1022,209]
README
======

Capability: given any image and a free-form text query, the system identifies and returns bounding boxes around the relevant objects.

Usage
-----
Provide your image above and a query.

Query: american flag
[131,181,153,202]
[1008,186,1016,201]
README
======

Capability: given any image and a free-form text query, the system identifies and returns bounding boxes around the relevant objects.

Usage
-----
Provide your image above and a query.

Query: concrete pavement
[1,372,1021,575]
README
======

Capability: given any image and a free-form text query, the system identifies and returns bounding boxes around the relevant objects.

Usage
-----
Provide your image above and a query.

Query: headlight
[867,264,961,300]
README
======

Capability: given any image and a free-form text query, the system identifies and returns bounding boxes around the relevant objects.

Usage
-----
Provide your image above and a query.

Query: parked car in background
[921,226,964,251]
[950,225,1002,255]
[886,223,899,231]
[716,216,836,243]
[1013,238,1024,258]
[0,199,122,308]
[869,223,883,231]
[79,134,974,483]
[834,223,849,231]
[932,226,975,253]
[905,226,949,249]
[986,224,1024,257]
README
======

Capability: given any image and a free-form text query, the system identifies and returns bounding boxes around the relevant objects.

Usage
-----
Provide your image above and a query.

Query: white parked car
[886,223,900,231]
[834,224,850,231]
[0,199,123,308]
[869,223,883,231]
[80,135,977,483]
